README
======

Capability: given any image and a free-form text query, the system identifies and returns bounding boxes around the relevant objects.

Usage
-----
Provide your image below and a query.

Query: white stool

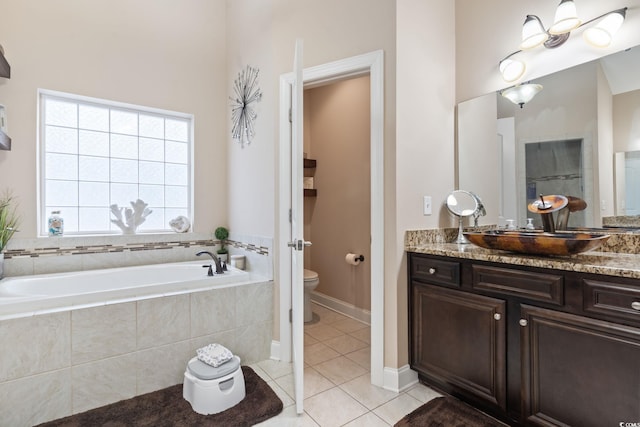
[183,355,245,415]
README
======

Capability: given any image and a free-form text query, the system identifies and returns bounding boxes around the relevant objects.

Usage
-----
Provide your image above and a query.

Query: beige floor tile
[323,335,368,355]
[254,404,320,427]
[314,356,368,385]
[276,367,335,400]
[257,359,293,380]
[373,394,423,425]
[274,373,295,399]
[331,317,369,334]
[405,382,442,403]
[304,333,319,346]
[309,304,350,325]
[348,326,371,344]
[345,347,371,371]
[304,387,368,427]
[343,412,391,427]
[340,374,399,410]
[302,367,336,399]
[304,342,341,366]
[305,324,344,342]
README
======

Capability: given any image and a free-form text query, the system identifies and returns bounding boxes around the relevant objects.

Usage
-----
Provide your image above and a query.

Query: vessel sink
[463,230,610,256]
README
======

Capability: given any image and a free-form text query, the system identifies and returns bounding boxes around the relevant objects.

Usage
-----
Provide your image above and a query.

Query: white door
[289,38,306,415]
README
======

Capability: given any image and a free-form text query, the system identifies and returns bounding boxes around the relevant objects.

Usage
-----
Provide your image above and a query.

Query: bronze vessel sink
[463,230,610,256]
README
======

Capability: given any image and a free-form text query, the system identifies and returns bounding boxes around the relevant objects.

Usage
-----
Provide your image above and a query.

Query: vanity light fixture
[583,8,627,48]
[549,0,581,35]
[499,2,628,82]
[500,83,543,109]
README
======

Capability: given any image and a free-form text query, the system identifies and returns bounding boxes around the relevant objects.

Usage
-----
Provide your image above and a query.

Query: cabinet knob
[632,301,640,311]
[519,319,528,327]
[493,313,501,321]
[428,267,436,275]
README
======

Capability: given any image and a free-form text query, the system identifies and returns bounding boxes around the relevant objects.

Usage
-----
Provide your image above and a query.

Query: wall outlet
[423,196,432,215]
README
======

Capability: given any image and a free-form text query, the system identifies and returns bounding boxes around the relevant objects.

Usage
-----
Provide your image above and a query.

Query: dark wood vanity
[408,250,640,426]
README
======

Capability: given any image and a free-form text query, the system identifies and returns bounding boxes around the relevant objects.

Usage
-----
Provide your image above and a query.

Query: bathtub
[0,260,253,320]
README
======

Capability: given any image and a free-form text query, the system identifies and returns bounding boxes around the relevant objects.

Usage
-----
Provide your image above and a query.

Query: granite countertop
[406,243,640,280]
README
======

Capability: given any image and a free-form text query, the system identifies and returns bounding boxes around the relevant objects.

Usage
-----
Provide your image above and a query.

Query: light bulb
[499,58,526,83]
[521,15,549,50]
[549,0,581,35]
[583,10,626,48]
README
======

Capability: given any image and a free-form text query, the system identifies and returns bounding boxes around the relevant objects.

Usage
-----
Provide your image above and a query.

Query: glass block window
[39,90,193,235]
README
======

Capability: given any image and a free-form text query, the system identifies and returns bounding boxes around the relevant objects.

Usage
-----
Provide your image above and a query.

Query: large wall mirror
[457,45,640,229]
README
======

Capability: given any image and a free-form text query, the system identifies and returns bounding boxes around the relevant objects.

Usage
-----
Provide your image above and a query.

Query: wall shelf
[304,158,317,197]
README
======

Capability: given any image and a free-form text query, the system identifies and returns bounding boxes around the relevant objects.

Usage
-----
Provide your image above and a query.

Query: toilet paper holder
[345,253,365,265]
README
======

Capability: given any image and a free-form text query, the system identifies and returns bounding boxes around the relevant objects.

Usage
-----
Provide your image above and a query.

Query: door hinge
[289,308,293,323]
[289,209,292,223]
[288,108,292,123]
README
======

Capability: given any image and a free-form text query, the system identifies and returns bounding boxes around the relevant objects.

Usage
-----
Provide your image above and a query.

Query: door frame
[277,50,384,386]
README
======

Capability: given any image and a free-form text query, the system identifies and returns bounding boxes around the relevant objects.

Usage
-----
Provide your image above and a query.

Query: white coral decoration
[169,215,191,233]
[110,199,153,234]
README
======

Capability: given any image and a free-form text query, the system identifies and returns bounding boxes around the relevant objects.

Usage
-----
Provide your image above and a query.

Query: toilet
[304,269,320,322]
[183,355,245,415]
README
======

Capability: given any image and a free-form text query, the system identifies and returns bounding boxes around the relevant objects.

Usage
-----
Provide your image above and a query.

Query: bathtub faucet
[196,251,226,275]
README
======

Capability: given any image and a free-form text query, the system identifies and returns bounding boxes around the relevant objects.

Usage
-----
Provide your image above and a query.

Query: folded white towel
[196,343,234,367]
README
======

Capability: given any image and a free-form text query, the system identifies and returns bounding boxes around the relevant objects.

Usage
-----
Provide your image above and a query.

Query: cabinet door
[411,283,506,409]
[521,305,640,426]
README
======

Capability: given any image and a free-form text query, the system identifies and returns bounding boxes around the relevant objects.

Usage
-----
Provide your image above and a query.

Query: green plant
[214,226,229,255]
[0,192,20,252]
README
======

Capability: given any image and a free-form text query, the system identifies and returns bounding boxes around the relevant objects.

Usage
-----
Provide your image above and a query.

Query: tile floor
[251,302,442,426]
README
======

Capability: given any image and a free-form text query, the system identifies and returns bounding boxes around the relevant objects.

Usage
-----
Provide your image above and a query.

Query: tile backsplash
[3,232,273,279]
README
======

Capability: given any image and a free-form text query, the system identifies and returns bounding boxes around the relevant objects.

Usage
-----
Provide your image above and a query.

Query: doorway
[304,75,371,322]
[277,50,385,386]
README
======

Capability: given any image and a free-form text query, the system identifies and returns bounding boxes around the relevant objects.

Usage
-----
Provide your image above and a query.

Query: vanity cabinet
[410,282,507,410]
[408,252,640,427]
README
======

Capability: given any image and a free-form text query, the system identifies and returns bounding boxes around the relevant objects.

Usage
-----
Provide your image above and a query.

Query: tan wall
[225,0,396,356]
[613,89,640,153]
[304,76,371,311]
[0,0,228,236]
[395,0,456,369]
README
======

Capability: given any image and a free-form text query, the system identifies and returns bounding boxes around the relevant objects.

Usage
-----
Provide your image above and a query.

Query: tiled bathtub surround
[0,281,273,427]
[3,232,273,278]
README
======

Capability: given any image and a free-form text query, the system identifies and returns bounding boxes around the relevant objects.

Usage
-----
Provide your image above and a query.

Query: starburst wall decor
[230,65,263,145]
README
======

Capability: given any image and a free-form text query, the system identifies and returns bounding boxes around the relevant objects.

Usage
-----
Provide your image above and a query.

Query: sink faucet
[527,194,568,233]
[196,251,225,275]
[471,192,486,227]
[555,196,587,231]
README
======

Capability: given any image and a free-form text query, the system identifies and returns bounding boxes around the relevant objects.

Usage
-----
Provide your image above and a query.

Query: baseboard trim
[310,291,371,324]
[270,340,282,361]
[383,364,419,393]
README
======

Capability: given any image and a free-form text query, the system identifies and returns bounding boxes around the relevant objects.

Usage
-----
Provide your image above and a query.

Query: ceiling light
[583,9,627,48]
[521,15,549,49]
[501,83,543,108]
[549,0,581,35]
[499,58,526,82]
